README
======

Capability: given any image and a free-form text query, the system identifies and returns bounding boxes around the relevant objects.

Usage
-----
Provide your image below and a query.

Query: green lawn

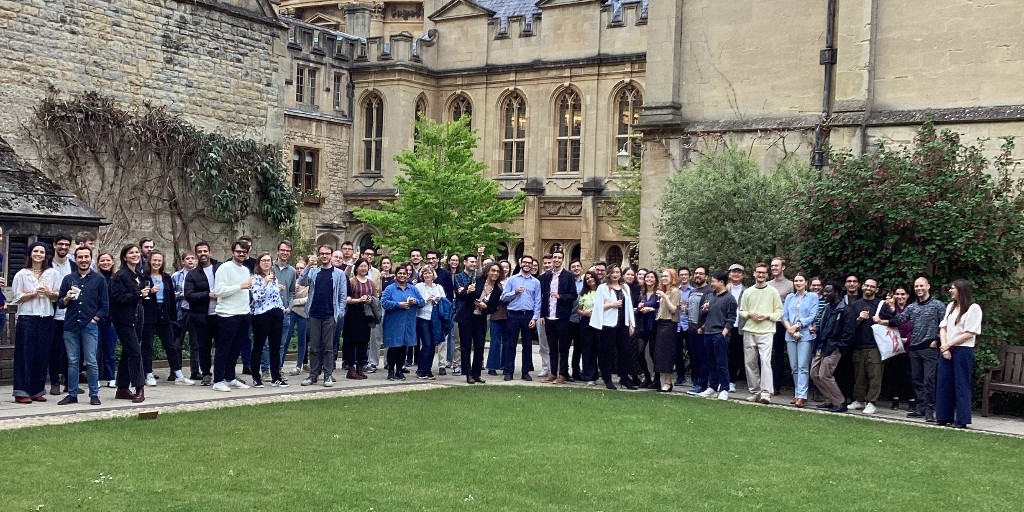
[1,386,1020,511]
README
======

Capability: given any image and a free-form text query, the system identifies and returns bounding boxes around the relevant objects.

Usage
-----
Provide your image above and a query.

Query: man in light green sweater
[739,262,783,404]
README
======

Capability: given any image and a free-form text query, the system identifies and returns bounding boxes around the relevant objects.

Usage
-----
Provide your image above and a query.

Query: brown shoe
[554,375,566,385]
[131,386,145,403]
[542,375,557,383]
[794,398,806,408]
[356,367,368,380]
[346,367,358,380]
[115,388,135,400]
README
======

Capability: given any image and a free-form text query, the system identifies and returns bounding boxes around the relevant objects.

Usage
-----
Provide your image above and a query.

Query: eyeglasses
[318,252,332,256]
[233,250,248,254]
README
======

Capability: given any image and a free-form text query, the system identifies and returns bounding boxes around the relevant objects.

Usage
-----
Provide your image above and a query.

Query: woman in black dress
[344,258,375,380]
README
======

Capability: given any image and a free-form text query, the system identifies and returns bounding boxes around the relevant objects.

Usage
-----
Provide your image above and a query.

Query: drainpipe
[812,0,837,169]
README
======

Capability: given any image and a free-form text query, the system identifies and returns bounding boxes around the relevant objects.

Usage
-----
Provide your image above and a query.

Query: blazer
[455,276,502,324]
[589,283,636,330]
[184,261,221,322]
[109,266,143,326]
[540,269,578,321]
[141,273,176,325]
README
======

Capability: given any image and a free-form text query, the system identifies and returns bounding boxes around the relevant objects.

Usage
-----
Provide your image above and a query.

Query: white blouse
[940,302,982,348]
[589,283,636,329]
[415,282,442,320]
[11,268,61,317]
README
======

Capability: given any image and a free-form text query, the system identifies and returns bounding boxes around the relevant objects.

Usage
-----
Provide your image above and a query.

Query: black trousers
[48,319,66,386]
[729,328,744,383]
[598,326,623,383]
[836,346,855,402]
[214,314,250,383]
[114,319,145,390]
[141,321,181,374]
[251,309,284,382]
[772,322,793,390]
[568,321,582,376]
[386,346,405,372]
[459,315,487,378]
[675,330,689,381]
[544,317,571,377]
[188,315,216,377]
[174,314,198,377]
[580,323,600,381]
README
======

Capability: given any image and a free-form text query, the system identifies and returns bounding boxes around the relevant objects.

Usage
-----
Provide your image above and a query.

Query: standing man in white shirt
[49,234,74,396]
[211,240,254,392]
[727,263,746,393]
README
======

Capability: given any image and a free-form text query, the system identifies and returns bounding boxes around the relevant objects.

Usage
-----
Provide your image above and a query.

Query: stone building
[0,0,289,260]
[280,0,649,265]
[637,0,1024,266]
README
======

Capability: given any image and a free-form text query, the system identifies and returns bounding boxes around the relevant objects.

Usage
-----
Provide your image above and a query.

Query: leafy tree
[798,122,1024,410]
[353,116,525,257]
[654,147,812,271]
[610,158,641,238]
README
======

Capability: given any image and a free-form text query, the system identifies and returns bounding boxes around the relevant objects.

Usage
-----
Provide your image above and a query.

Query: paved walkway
[2,351,1022,437]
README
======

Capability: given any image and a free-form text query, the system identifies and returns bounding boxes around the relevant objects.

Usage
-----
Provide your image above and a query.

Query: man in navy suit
[539,250,578,384]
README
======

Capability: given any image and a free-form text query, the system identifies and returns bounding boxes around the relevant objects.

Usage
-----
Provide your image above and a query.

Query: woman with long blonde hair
[653,269,681,392]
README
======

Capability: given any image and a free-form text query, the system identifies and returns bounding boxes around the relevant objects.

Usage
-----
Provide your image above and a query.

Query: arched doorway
[568,242,581,263]
[356,232,376,253]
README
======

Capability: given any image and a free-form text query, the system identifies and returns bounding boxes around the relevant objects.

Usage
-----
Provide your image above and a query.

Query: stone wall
[637,0,1024,267]
[0,0,288,261]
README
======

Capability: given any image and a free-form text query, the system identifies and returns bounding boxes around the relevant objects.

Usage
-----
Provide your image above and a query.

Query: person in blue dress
[381,264,424,380]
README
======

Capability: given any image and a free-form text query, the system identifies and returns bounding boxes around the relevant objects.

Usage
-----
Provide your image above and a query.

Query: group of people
[4,235,982,428]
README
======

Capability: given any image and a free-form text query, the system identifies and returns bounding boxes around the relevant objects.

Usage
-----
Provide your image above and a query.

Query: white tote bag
[871,302,905,360]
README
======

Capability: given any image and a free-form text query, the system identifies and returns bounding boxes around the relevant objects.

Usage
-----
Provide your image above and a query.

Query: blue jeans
[262,310,294,372]
[787,339,814,399]
[284,312,308,368]
[705,333,730,392]
[416,317,439,372]
[936,346,974,426]
[64,322,100,398]
[486,319,506,370]
[98,319,118,382]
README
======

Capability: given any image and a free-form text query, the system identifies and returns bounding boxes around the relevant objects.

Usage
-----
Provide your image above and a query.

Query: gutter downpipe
[812,0,838,170]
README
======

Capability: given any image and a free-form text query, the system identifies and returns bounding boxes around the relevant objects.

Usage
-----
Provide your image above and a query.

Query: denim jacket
[783,291,820,342]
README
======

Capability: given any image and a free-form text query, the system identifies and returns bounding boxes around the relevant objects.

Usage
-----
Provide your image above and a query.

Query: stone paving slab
[1,351,1022,438]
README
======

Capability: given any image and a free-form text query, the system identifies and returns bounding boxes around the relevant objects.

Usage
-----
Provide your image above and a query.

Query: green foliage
[610,158,641,238]
[354,116,525,257]
[654,147,813,271]
[798,122,1024,413]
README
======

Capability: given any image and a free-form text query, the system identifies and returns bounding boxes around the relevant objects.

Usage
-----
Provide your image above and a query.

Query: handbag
[364,295,382,325]
[871,302,905,360]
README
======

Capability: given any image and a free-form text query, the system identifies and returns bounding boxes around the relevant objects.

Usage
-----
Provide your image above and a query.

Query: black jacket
[539,269,578,321]
[816,300,846,356]
[141,273,175,325]
[109,266,143,326]
[455,276,501,324]
[184,261,220,322]
[842,297,881,350]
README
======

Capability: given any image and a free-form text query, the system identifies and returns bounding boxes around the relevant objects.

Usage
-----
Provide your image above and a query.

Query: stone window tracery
[363,94,384,173]
[615,84,643,162]
[556,89,582,174]
[501,93,527,174]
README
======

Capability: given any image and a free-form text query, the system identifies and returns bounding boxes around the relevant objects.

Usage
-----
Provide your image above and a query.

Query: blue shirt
[500,272,541,321]
[308,268,335,319]
[677,285,693,332]
[57,270,109,332]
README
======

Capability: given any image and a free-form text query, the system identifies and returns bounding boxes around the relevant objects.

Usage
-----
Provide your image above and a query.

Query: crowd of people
[3,234,983,428]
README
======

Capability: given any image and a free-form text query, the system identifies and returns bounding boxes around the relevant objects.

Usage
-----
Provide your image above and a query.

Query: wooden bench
[982,344,1024,417]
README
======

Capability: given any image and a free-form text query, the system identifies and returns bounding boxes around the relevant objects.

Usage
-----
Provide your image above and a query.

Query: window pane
[292,150,301,188]
[295,68,304,103]
[308,70,317,106]
[374,141,383,171]
[557,140,567,173]
[515,142,525,173]
[558,98,569,137]
[571,140,581,173]
[374,102,384,137]
[364,142,373,172]
[365,101,374,139]
[503,143,513,174]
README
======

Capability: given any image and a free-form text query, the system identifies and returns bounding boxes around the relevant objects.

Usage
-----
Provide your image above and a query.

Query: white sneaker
[228,379,250,389]
[699,388,716,398]
[212,381,231,392]
[175,377,196,386]
[718,390,729,400]
[863,403,877,414]
[537,371,550,378]
[107,380,116,389]
[324,377,334,387]
[289,367,302,376]
[848,401,864,410]
[145,374,157,386]
[746,394,760,402]
[728,383,736,393]
[301,378,315,386]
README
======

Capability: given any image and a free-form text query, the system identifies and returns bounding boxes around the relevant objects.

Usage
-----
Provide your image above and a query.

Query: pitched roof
[476,0,540,20]
[0,136,104,224]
